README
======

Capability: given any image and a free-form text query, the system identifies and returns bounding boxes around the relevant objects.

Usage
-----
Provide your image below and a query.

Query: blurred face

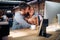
[29,7,34,16]
[24,7,30,14]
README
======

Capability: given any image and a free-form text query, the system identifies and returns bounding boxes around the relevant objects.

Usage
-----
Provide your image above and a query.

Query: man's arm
[25,17,38,25]
[14,14,31,28]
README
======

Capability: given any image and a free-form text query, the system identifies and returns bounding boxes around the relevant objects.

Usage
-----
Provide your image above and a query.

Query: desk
[0,22,9,39]
[0,22,8,25]
[9,29,38,38]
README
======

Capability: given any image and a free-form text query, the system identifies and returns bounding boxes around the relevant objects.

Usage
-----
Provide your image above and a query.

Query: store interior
[0,0,60,40]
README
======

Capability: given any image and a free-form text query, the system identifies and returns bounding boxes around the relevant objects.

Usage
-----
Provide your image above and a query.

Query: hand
[25,18,28,21]
[28,17,38,25]
[28,18,34,24]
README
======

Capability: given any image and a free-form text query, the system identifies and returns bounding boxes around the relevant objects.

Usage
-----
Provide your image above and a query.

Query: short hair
[19,3,30,10]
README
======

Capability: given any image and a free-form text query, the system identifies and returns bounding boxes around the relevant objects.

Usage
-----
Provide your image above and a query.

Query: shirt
[12,11,31,30]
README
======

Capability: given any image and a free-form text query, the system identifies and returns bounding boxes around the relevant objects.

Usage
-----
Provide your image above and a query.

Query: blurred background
[0,0,60,40]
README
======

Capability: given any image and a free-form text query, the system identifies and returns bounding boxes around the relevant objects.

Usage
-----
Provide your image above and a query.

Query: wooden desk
[9,29,39,38]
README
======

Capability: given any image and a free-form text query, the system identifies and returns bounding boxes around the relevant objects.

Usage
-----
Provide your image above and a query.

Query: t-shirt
[6,13,13,18]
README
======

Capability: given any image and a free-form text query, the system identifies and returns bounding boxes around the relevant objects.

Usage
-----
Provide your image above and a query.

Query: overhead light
[7,10,11,13]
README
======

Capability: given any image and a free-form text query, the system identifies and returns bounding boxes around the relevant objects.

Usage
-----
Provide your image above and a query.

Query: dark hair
[0,10,3,16]
[19,3,30,10]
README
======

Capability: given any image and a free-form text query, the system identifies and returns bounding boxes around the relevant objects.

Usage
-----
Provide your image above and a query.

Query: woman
[25,7,38,25]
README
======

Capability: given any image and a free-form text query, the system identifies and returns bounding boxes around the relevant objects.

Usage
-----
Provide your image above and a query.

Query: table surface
[9,29,39,38]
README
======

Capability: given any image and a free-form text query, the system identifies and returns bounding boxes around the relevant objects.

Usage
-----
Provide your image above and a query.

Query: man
[6,10,13,27]
[12,3,31,30]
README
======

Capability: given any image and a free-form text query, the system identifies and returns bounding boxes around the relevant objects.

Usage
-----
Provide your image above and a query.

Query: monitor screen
[44,1,60,24]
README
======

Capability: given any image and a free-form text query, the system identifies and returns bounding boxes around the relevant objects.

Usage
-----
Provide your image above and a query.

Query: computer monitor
[44,1,60,24]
